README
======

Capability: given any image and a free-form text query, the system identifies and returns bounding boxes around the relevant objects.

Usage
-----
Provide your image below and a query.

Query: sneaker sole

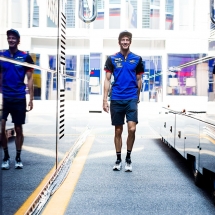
[125,169,132,172]
[1,167,10,170]
[15,166,23,169]
[113,164,122,171]
[113,167,121,171]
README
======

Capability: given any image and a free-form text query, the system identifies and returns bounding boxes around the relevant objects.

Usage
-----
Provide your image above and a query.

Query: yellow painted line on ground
[41,135,95,215]
[14,165,56,215]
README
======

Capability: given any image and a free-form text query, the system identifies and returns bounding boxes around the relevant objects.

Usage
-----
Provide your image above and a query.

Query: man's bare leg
[113,125,123,170]
[125,121,136,172]
[126,121,136,151]
[114,125,123,153]
[1,120,10,169]
[14,124,24,169]
[14,124,23,150]
[1,119,8,147]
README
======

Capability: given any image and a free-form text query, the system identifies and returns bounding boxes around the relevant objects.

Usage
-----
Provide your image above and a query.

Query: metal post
[56,0,66,169]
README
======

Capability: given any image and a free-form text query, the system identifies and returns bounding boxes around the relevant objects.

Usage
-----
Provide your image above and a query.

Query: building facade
[0,0,214,107]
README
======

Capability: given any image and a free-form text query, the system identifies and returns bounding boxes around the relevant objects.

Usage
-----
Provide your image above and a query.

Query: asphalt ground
[1,106,215,215]
[1,109,89,215]
[63,113,215,215]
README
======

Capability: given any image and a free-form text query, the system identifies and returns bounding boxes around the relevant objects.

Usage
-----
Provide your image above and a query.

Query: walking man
[103,30,144,172]
[0,29,34,169]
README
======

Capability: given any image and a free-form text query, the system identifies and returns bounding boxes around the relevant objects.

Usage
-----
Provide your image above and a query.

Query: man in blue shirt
[0,29,34,170]
[103,30,144,172]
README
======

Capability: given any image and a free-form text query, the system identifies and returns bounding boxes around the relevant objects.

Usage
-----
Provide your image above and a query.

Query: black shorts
[2,98,26,124]
[110,99,138,126]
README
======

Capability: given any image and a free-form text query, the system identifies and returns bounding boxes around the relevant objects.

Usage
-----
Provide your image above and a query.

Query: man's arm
[103,72,112,113]
[26,70,34,111]
[137,74,142,102]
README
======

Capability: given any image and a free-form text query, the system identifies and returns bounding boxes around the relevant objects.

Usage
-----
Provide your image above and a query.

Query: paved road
[1,105,215,214]
[64,113,215,215]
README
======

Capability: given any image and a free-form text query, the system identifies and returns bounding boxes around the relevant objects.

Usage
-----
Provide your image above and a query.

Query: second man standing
[103,30,144,172]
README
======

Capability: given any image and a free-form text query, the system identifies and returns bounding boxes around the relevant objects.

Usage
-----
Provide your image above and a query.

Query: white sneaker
[1,159,10,170]
[125,158,132,172]
[113,160,122,171]
[15,159,23,169]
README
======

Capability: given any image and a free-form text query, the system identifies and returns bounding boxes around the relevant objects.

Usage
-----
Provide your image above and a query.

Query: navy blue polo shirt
[104,52,144,100]
[0,50,34,98]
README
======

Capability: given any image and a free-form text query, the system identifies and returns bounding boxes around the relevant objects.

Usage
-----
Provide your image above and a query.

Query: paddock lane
[42,113,215,215]
[1,109,215,215]
[1,111,89,215]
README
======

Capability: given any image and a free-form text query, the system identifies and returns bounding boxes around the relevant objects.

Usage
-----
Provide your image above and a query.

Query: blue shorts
[2,98,26,124]
[110,99,138,126]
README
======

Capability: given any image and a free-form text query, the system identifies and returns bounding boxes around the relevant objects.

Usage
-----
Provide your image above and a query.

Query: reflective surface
[199,122,215,173]
[0,1,90,213]
[175,114,185,157]
[0,0,215,213]
[184,116,200,163]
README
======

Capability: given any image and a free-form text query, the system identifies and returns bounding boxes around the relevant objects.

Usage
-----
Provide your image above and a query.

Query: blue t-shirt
[104,52,144,100]
[0,50,34,98]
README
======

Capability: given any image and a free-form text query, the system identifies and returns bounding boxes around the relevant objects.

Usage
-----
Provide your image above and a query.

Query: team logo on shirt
[14,56,25,66]
[116,62,122,68]
[15,57,24,62]
[114,58,122,62]
[129,60,136,63]
[114,58,123,68]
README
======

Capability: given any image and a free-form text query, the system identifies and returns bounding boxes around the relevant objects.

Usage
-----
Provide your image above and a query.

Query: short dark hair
[118,30,132,41]
[7,29,20,39]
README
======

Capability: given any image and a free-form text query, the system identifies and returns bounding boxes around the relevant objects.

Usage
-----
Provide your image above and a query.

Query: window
[28,0,31,28]
[165,0,174,30]
[93,0,105,29]
[80,55,90,101]
[93,11,104,29]
[208,59,215,101]
[89,53,102,95]
[109,8,121,29]
[11,0,22,27]
[98,0,105,9]
[48,55,77,100]
[109,0,121,4]
[30,53,41,100]
[141,56,162,102]
[179,0,190,30]
[127,0,137,28]
[32,0,39,27]
[142,0,150,28]
[150,0,160,29]
[65,56,77,100]
[142,0,160,29]
[65,0,76,28]
[167,54,207,96]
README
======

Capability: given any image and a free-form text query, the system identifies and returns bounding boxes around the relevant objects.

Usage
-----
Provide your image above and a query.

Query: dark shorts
[2,98,26,124]
[110,99,138,126]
